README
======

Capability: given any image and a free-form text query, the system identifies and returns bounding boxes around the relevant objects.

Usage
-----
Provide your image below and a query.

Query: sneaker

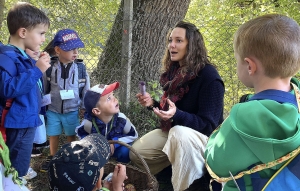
[18,177,27,185]
[40,155,53,173]
[23,167,37,180]
[34,140,50,149]
[31,147,43,157]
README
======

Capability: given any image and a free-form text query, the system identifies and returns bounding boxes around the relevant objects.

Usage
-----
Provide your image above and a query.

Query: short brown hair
[233,14,300,78]
[7,2,50,35]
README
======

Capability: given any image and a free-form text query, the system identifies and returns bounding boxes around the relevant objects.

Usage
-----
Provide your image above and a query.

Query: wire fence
[1,0,300,135]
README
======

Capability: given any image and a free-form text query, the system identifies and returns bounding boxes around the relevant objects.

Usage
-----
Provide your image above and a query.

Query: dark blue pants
[6,127,36,176]
[112,144,131,163]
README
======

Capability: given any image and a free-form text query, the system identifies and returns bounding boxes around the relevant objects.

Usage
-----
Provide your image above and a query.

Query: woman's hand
[153,99,176,121]
[136,92,153,107]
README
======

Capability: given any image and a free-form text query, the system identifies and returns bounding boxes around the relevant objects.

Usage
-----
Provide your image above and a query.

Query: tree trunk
[0,0,4,32]
[92,0,191,101]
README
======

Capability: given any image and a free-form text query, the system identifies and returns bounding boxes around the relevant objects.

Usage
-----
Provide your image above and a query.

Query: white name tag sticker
[60,90,75,100]
[41,94,51,107]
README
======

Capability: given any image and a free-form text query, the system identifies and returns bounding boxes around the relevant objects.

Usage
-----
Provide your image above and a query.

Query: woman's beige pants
[129,125,208,191]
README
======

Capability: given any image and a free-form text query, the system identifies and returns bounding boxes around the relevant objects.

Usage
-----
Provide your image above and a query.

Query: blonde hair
[233,14,300,78]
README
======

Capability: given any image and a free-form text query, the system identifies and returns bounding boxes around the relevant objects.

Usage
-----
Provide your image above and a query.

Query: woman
[130,21,224,190]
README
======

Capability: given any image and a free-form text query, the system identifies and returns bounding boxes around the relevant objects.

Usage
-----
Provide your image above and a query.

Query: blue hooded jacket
[0,44,43,128]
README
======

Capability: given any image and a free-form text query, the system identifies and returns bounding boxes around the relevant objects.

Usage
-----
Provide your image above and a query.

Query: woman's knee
[167,125,208,150]
[129,129,169,164]
[169,125,186,135]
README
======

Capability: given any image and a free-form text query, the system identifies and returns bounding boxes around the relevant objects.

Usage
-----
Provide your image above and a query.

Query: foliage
[124,101,158,136]
[186,0,300,116]
[0,0,121,63]
[147,80,163,102]
[120,80,163,136]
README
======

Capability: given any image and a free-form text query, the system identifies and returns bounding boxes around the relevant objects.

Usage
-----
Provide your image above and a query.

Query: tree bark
[92,0,191,100]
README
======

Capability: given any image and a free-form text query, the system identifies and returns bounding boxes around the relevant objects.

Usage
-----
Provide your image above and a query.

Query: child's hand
[36,51,51,73]
[110,144,115,156]
[112,164,127,191]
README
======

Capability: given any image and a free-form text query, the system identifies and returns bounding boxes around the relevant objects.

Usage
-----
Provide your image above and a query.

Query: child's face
[24,24,48,52]
[96,92,120,116]
[235,51,252,87]
[25,48,40,61]
[55,47,79,64]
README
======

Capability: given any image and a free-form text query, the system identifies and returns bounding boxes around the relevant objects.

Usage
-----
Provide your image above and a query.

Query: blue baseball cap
[53,29,84,51]
[48,134,110,191]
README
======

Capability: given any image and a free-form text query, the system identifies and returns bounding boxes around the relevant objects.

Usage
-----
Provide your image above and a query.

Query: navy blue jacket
[160,64,225,136]
[76,112,138,148]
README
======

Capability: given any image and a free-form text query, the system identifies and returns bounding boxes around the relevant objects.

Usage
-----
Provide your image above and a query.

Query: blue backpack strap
[46,56,58,79]
[0,44,17,76]
[239,94,250,103]
[244,164,268,191]
[75,59,86,79]
[45,57,57,94]
[263,152,300,191]
[75,59,86,99]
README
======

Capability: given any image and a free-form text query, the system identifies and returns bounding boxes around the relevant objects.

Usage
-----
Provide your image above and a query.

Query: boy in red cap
[76,82,138,163]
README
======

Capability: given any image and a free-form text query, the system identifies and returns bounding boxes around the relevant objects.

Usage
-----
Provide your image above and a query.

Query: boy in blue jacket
[76,82,138,163]
[0,2,50,179]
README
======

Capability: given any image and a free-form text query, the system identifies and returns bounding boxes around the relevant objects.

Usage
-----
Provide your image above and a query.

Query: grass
[27,135,68,191]
[27,155,49,191]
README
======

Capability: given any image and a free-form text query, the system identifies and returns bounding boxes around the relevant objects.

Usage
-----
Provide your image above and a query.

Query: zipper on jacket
[72,72,75,84]
[61,67,67,114]
[55,69,57,83]
[105,124,108,138]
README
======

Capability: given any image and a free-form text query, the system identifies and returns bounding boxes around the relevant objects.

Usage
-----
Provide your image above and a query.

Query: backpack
[207,146,300,191]
[0,43,18,141]
[236,84,300,191]
[45,57,87,98]
[231,148,300,191]
[256,150,300,191]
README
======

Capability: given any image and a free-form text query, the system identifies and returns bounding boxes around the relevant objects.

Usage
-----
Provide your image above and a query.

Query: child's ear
[17,28,27,39]
[54,46,60,55]
[92,107,101,115]
[244,57,257,75]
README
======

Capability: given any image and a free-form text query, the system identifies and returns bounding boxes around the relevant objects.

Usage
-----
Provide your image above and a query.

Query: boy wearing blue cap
[40,29,90,172]
[76,82,138,163]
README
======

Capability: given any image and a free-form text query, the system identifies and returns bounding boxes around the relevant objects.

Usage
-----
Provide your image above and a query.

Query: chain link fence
[1,0,300,136]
